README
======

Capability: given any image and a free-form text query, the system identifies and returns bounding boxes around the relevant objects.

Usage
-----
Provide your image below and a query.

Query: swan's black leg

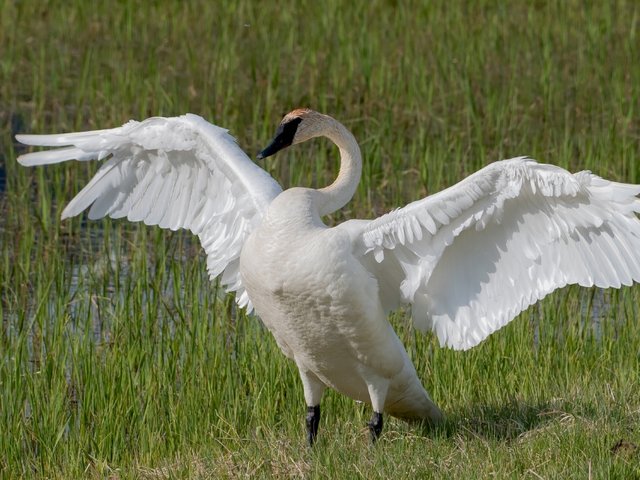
[368,411,384,443]
[306,405,321,447]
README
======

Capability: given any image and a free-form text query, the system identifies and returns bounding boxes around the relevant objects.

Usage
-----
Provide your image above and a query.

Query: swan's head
[257,108,326,160]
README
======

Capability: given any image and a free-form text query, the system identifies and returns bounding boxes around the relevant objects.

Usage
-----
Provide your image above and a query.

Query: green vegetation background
[1,1,639,478]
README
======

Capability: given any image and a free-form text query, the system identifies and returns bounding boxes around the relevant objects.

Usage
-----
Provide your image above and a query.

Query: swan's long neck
[315,118,362,216]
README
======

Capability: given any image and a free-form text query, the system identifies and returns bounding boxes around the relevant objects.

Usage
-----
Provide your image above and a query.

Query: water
[0,162,5,194]
[14,223,619,356]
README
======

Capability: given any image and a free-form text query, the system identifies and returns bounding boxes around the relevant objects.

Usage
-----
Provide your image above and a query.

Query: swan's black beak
[256,131,286,160]
[256,117,302,160]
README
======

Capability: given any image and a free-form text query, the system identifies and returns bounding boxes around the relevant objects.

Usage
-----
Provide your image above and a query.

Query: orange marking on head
[283,108,313,123]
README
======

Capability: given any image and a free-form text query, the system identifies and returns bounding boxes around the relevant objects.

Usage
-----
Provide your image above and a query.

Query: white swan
[16,109,640,445]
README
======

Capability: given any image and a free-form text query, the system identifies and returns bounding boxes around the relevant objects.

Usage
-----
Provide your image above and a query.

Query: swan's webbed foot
[368,411,384,443]
[306,405,321,447]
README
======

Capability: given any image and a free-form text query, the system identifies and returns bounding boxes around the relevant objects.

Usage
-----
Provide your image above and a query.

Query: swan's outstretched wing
[339,157,640,350]
[17,114,282,311]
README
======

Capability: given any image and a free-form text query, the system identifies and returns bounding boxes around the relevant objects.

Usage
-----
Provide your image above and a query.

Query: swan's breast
[239,208,405,381]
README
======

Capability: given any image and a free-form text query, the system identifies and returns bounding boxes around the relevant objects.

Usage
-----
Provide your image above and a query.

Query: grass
[1,0,640,477]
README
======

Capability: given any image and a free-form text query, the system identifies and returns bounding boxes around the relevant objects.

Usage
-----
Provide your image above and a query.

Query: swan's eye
[257,117,303,159]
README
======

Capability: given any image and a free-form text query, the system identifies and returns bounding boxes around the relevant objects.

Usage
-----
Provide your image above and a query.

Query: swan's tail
[386,390,444,424]
[384,367,444,423]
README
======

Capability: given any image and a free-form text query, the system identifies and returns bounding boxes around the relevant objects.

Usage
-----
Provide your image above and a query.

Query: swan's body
[17,109,640,444]
[241,188,440,421]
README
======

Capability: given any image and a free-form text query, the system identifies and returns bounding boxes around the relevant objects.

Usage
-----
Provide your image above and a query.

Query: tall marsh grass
[1,1,639,478]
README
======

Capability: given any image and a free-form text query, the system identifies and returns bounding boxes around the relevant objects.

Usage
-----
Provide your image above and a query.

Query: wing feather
[340,157,640,350]
[17,114,282,311]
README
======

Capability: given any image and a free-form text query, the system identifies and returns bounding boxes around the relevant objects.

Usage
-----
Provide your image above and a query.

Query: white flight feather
[340,157,640,350]
[16,114,282,311]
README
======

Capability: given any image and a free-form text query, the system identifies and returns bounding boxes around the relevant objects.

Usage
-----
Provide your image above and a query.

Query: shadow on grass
[415,399,567,442]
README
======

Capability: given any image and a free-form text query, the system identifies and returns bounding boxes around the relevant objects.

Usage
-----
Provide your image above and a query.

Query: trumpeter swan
[16,109,640,445]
